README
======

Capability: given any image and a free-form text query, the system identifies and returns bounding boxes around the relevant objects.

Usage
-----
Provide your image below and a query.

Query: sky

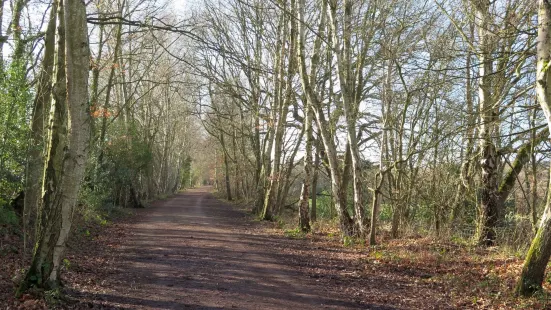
[172,0,202,15]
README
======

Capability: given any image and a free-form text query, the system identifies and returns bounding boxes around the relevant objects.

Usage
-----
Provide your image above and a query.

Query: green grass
[284,228,306,239]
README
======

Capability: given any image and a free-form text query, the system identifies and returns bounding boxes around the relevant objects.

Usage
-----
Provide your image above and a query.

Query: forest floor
[2,186,551,309]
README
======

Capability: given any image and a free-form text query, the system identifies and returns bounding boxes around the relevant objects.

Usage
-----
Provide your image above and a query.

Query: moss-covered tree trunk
[9,0,29,62]
[516,0,551,296]
[18,0,90,294]
[23,0,57,254]
[517,184,551,296]
[20,0,68,292]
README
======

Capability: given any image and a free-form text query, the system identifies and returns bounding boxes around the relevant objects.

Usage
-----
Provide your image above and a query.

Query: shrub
[0,205,18,226]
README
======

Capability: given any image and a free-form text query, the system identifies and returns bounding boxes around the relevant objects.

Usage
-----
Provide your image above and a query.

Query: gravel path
[74,187,373,309]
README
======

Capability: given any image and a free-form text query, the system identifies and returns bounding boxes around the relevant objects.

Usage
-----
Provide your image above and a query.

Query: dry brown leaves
[3,202,551,310]
[263,221,551,310]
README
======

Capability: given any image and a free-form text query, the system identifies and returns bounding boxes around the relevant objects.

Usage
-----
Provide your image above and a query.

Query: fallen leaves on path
[259,220,551,309]
[2,197,551,309]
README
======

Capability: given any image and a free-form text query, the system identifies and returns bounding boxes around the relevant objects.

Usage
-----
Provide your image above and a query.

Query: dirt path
[69,187,378,309]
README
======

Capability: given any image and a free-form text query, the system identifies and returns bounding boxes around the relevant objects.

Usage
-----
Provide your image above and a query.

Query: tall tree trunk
[328,0,365,237]
[298,97,312,232]
[232,124,241,200]
[369,59,392,245]
[310,140,320,222]
[263,5,294,221]
[432,104,441,236]
[10,0,30,63]
[21,0,69,293]
[0,0,6,70]
[252,76,263,214]
[473,0,500,246]
[221,133,233,201]
[19,0,90,293]
[369,174,383,246]
[23,1,57,255]
[296,0,353,235]
[530,107,539,230]
[516,0,551,295]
